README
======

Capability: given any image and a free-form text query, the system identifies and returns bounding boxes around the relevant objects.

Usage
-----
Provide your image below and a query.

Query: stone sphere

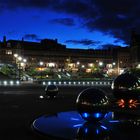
[112,72,140,99]
[76,88,109,122]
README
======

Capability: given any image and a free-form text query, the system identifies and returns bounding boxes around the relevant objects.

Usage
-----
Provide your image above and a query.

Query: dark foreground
[0,84,111,140]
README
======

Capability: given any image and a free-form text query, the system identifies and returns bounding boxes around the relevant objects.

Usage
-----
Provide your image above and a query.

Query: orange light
[117,99,140,108]
[128,99,140,108]
[129,99,133,104]
[121,105,125,108]
[36,67,45,71]
[117,99,125,108]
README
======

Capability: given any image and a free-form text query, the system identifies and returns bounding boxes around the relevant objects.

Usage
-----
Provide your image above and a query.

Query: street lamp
[18,57,23,80]
[81,65,85,68]
[39,61,44,79]
[13,53,27,80]
[23,59,27,63]
[113,62,116,66]
[39,61,44,66]
[137,64,140,68]
[99,61,103,66]
[77,61,80,65]
[18,56,22,61]
[14,53,18,58]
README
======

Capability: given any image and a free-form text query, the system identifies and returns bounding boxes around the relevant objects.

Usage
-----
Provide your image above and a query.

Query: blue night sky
[0,0,140,49]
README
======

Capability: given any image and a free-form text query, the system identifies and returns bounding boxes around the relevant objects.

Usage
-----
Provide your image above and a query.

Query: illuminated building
[130,30,140,68]
[0,35,133,75]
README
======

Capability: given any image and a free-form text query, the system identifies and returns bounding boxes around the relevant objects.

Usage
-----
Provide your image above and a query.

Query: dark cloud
[0,0,52,10]
[50,18,75,26]
[23,34,39,40]
[65,39,100,46]
[54,0,140,45]
[1,0,140,44]
[81,0,140,44]
[0,0,98,18]
[53,0,99,19]
[101,44,119,50]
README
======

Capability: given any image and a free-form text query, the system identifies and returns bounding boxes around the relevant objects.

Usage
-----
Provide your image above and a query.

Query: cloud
[52,0,140,45]
[0,0,52,10]
[1,0,140,44]
[65,39,100,46]
[50,18,75,26]
[76,0,140,44]
[23,34,39,40]
[0,0,98,18]
[101,44,119,50]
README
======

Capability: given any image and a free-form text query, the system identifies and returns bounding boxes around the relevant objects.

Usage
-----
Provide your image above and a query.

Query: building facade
[130,31,140,68]
[0,36,131,75]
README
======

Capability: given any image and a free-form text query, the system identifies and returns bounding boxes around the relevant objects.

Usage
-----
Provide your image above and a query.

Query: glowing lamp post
[17,56,23,80]
[112,62,116,66]
[99,62,103,67]
[14,54,27,80]
[77,61,80,65]
[39,61,44,80]
[23,59,27,63]
[14,53,18,58]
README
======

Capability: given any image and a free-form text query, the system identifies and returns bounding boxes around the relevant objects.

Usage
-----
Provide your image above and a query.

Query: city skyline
[0,0,140,49]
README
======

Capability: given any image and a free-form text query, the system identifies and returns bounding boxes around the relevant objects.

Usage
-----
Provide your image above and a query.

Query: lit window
[48,63,55,67]
[88,63,94,67]
[6,50,12,55]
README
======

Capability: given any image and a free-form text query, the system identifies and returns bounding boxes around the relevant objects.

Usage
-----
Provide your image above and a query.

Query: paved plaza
[0,85,111,140]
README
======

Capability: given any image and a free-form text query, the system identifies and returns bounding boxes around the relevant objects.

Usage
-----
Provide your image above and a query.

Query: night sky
[0,0,140,49]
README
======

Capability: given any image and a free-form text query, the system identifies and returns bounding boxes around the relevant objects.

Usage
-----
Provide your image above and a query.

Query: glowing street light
[18,56,22,61]
[99,61,103,66]
[77,61,80,65]
[39,61,44,66]
[23,59,27,63]
[39,61,44,79]
[136,64,140,68]
[81,65,85,68]
[20,62,25,67]
[13,53,27,80]
[113,62,116,66]
[14,53,18,58]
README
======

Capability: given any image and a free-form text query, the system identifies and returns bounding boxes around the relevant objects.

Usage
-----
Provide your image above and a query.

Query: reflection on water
[32,111,140,140]
[76,122,109,140]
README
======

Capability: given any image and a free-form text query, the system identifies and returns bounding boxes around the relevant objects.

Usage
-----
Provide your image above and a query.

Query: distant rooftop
[0,37,66,51]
